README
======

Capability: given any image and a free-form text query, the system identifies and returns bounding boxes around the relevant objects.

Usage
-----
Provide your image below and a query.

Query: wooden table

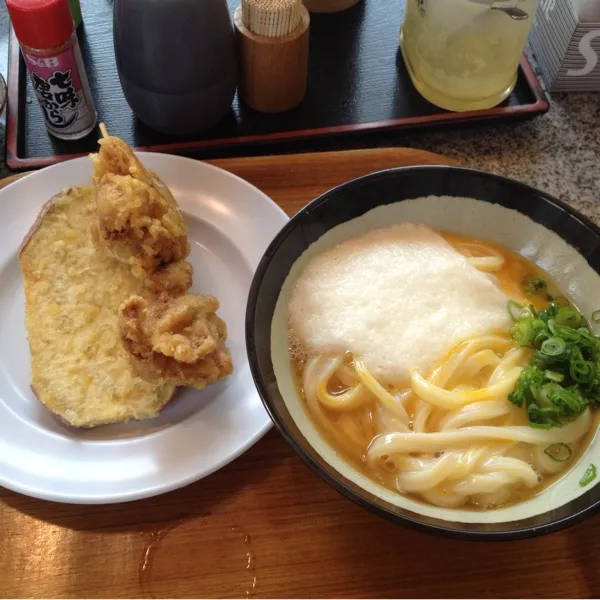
[2,148,600,599]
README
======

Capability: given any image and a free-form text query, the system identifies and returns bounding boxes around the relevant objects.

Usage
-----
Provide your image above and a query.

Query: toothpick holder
[234,1,310,113]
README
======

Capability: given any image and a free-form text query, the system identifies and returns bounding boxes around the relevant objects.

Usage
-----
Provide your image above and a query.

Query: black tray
[6,0,549,170]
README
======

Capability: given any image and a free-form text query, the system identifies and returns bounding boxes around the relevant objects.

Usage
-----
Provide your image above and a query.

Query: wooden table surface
[2,148,600,599]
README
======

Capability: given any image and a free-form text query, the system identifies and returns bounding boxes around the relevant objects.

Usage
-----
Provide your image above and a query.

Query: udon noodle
[289,227,594,509]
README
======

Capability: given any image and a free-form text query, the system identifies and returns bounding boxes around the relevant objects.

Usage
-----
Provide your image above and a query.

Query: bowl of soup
[246,166,600,539]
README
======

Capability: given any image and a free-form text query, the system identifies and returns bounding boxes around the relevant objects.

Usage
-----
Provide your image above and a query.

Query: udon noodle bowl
[286,221,599,511]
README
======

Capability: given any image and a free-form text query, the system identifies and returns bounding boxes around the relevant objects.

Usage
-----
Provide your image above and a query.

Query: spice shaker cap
[7,0,74,49]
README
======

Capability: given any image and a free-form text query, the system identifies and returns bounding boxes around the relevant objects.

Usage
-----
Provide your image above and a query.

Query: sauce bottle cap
[7,0,74,50]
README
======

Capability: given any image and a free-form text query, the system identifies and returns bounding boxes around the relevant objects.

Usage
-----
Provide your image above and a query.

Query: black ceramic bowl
[246,166,600,540]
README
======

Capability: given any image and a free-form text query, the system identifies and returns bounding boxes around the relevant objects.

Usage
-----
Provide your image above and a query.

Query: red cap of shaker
[6,0,74,50]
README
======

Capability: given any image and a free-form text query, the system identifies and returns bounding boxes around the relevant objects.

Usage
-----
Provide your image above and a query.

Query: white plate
[0,152,288,504]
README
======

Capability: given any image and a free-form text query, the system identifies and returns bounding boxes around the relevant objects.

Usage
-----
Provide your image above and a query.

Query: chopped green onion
[509,300,600,429]
[511,321,535,346]
[545,370,564,383]
[533,278,547,290]
[507,300,526,322]
[529,421,554,430]
[541,337,566,356]
[569,349,595,384]
[523,275,547,295]
[544,443,572,462]
[580,464,597,487]
[545,385,587,418]
[534,331,551,346]
[556,307,583,328]
[592,310,600,323]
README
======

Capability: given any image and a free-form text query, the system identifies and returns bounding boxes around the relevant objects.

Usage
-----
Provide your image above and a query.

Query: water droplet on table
[231,525,257,598]
[138,520,257,598]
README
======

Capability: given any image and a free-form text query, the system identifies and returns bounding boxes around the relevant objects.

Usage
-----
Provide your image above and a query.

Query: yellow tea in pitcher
[400,0,539,112]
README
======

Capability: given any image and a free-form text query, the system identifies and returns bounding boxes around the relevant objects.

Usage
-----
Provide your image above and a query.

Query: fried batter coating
[89,125,233,392]
[142,260,194,298]
[118,293,233,389]
[90,129,190,277]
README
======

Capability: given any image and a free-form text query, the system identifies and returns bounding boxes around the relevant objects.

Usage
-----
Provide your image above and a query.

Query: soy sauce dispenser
[113,0,237,135]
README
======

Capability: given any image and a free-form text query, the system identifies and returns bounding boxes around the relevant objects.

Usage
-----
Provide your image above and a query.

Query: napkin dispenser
[530,0,600,91]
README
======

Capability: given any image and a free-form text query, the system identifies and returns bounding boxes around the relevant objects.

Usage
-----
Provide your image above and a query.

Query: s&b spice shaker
[6,0,97,140]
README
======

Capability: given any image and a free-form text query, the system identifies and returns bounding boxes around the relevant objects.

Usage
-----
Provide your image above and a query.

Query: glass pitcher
[400,0,539,112]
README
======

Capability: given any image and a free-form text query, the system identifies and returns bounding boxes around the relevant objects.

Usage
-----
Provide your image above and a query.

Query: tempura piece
[90,124,190,277]
[89,125,233,391]
[118,293,233,390]
[142,260,194,298]
[19,186,176,428]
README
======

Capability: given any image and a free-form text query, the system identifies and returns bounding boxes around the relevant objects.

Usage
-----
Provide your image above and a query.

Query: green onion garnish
[507,300,526,322]
[508,301,600,428]
[580,464,597,487]
[511,321,535,346]
[523,275,547,295]
[544,443,572,462]
[555,307,584,328]
[541,337,566,356]
[569,349,595,384]
[544,370,564,383]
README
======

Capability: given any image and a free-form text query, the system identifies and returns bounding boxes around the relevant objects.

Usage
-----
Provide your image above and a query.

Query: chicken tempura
[118,293,233,389]
[90,124,190,277]
[89,124,233,391]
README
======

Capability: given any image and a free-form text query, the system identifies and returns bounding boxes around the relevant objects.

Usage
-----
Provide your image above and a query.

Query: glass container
[400,0,540,111]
